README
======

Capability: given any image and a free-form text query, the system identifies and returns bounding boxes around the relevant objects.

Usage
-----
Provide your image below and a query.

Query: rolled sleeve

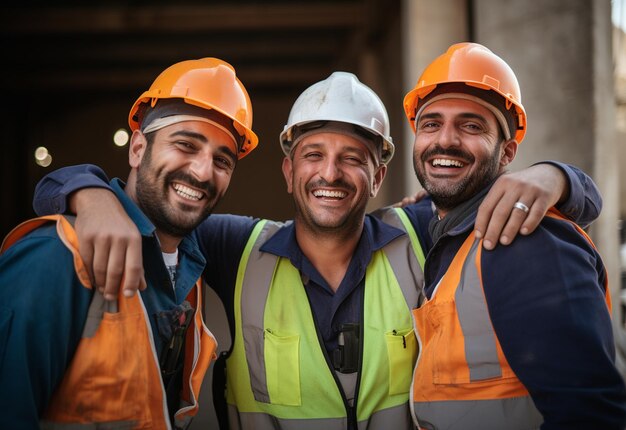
[33,164,113,215]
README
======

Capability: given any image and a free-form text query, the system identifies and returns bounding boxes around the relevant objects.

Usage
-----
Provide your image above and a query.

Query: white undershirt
[162,249,179,289]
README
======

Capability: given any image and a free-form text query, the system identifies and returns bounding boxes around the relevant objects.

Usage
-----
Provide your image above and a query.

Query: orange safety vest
[410,210,610,430]
[1,215,217,430]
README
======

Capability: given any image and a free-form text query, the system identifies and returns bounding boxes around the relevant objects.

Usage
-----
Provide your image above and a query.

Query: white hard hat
[279,72,395,164]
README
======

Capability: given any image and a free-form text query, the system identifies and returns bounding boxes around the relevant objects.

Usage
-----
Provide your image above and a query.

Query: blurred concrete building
[1,1,624,427]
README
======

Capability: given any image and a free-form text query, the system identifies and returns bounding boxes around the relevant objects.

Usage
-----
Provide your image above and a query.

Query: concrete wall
[473,0,625,374]
[401,0,469,196]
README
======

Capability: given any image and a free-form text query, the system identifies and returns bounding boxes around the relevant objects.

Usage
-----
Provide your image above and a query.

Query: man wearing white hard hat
[31,69,601,429]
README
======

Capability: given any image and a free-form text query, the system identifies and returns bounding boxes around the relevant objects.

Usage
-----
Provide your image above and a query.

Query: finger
[481,198,519,249]
[122,238,145,297]
[475,186,507,242]
[139,276,148,292]
[102,241,126,301]
[497,202,530,246]
[474,187,504,238]
[519,197,550,236]
[91,238,112,293]
[77,237,96,288]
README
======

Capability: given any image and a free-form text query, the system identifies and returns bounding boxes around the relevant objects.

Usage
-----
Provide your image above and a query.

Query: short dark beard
[135,140,217,238]
[414,141,503,212]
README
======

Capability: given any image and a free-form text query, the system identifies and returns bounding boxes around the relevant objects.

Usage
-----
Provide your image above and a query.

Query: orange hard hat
[128,58,258,159]
[403,42,527,143]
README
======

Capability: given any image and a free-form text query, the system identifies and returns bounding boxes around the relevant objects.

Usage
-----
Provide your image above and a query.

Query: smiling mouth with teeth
[312,189,347,199]
[173,183,204,201]
[431,158,465,168]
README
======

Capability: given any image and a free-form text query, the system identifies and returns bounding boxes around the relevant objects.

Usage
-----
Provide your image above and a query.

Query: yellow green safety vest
[226,208,425,430]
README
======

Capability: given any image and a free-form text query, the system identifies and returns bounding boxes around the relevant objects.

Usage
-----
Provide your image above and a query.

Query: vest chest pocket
[385,327,418,395]
[428,301,506,385]
[427,300,473,385]
[263,329,301,406]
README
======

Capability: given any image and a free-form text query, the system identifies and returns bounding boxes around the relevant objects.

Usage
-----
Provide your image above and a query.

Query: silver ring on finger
[513,201,530,214]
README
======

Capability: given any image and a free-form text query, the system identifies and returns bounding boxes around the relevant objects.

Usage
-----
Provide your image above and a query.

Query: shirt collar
[259,214,406,272]
[110,178,156,237]
[109,178,205,265]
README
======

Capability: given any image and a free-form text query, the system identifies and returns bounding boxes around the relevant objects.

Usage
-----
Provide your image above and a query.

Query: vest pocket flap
[385,328,417,396]
[264,329,301,406]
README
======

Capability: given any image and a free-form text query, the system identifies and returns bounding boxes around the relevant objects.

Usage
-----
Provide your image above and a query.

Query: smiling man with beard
[404,43,626,430]
[0,57,257,429]
[31,68,609,430]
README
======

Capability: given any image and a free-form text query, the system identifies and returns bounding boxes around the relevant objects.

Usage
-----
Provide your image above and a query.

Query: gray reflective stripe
[40,420,137,429]
[374,207,424,309]
[228,403,412,430]
[228,404,347,430]
[82,290,119,338]
[38,215,118,339]
[240,220,284,403]
[357,402,412,430]
[455,238,502,381]
[336,371,358,405]
[413,396,543,430]
[174,408,194,430]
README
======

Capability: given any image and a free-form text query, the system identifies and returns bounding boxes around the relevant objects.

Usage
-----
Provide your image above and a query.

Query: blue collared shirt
[259,216,405,352]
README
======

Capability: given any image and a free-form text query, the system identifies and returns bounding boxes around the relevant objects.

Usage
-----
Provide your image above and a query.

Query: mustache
[305,178,356,193]
[166,170,217,196]
[421,145,474,164]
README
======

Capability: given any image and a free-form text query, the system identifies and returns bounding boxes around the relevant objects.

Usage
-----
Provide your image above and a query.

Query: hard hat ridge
[403,42,527,143]
[128,57,258,159]
[280,71,395,164]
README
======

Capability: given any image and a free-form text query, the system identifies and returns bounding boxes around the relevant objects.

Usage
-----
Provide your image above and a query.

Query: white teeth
[432,158,464,167]
[313,189,347,198]
[173,183,203,201]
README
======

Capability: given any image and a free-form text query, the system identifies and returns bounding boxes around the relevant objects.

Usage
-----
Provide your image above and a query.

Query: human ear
[499,139,518,167]
[370,164,388,197]
[281,156,294,194]
[129,130,148,168]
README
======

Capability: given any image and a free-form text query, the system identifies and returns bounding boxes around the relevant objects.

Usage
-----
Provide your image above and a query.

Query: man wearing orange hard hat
[404,42,626,429]
[0,57,257,428]
[22,41,608,429]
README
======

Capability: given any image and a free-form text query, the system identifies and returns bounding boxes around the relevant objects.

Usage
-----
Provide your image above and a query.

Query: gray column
[474,0,625,377]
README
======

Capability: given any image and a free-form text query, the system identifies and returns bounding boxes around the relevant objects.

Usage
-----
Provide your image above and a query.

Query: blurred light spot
[36,153,52,167]
[114,128,129,147]
[34,146,49,161]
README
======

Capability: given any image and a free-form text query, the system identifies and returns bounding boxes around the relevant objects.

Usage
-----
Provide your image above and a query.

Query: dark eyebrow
[300,141,368,157]
[419,112,442,121]
[169,130,237,162]
[419,111,489,123]
[169,130,208,142]
[457,112,489,123]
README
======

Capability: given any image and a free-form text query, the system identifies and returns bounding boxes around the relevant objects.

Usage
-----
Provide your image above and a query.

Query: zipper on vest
[349,288,366,430]
[311,314,357,429]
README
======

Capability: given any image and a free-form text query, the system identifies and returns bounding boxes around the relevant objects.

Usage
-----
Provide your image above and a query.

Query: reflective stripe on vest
[227,212,425,430]
[2,215,217,430]
[411,210,610,430]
